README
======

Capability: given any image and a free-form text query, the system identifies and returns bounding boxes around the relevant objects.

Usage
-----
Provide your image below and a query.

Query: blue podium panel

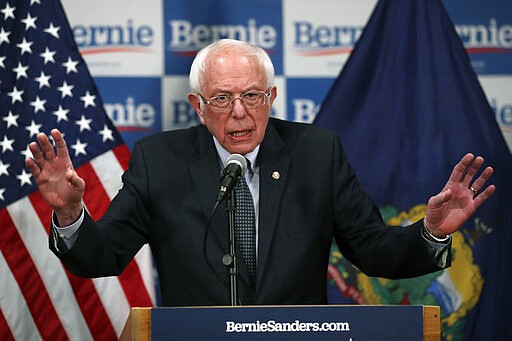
[151,305,426,340]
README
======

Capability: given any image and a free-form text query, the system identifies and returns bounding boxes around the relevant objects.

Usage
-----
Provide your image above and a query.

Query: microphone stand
[222,189,239,306]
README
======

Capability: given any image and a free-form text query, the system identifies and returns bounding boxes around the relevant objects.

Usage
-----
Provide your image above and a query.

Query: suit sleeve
[49,142,152,278]
[330,135,450,279]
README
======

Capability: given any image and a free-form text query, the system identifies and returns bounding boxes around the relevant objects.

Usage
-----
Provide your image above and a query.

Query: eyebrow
[211,87,264,96]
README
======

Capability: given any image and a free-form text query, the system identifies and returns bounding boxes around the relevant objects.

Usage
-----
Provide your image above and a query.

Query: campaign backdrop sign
[62,0,163,76]
[95,77,162,149]
[286,78,337,123]
[444,0,512,75]
[164,0,283,76]
[162,76,201,131]
[283,0,377,77]
[479,75,512,153]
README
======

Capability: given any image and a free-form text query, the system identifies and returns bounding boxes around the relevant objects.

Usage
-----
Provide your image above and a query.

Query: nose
[230,97,246,118]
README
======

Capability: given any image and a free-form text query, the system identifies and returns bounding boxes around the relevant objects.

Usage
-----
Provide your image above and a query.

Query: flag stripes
[0,0,154,338]
[28,190,118,340]
[0,148,154,339]
[0,308,15,341]
[1,203,79,340]
[9,197,96,339]
[0,250,40,341]
[90,147,124,199]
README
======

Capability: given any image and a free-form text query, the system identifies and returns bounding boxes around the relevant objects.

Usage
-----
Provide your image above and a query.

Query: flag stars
[21,13,37,31]
[17,169,32,187]
[7,86,24,104]
[2,111,19,128]
[25,120,42,137]
[62,57,78,74]
[20,144,33,159]
[71,138,88,156]
[53,105,69,122]
[44,23,60,38]
[0,28,10,45]
[0,1,126,210]
[57,81,74,98]
[76,115,92,132]
[40,47,56,64]
[13,62,29,80]
[80,91,96,108]
[99,125,114,142]
[1,3,15,20]
[17,38,33,55]
[0,135,15,153]
[0,160,9,176]
[30,96,47,113]
[35,71,51,89]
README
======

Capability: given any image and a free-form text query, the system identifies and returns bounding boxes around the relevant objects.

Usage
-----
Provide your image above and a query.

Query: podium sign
[120,305,440,340]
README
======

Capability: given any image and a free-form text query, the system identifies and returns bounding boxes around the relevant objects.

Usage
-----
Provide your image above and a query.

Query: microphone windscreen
[224,154,247,175]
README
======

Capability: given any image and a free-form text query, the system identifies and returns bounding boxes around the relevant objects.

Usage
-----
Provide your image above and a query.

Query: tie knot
[245,157,252,175]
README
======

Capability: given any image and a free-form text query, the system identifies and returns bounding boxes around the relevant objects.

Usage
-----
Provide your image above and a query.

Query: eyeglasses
[199,90,271,113]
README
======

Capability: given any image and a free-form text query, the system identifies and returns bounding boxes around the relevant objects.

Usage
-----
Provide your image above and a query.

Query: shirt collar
[212,137,260,173]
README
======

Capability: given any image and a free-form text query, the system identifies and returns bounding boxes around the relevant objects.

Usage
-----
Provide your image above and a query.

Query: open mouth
[230,130,251,137]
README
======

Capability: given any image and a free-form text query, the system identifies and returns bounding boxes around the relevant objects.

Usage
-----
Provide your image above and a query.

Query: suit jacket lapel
[257,121,290,286]
[187,126,254,292]
[187,126,234,265]
[188,126,220,220]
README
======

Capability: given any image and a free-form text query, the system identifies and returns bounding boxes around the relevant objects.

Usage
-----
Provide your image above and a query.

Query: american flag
[0,0,154,339]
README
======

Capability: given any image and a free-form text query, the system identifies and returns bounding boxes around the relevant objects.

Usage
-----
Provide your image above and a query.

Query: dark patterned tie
[234,174,256,288]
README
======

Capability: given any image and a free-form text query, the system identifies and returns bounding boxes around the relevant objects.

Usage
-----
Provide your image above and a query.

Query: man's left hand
[424,153,495,238]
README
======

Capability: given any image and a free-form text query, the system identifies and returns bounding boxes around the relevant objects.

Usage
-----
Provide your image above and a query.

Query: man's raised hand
[25,129,85,226]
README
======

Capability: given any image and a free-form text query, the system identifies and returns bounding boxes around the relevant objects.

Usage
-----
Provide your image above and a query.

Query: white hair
[189,39,275,94]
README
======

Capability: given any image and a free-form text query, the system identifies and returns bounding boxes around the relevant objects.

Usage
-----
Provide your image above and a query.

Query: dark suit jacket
[51,118,450,306]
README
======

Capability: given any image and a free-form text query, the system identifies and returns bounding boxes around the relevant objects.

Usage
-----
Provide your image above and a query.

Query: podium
[120,305,440,340]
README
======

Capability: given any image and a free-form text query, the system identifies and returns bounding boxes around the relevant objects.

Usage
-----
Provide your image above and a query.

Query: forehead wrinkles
[202,51,266,92]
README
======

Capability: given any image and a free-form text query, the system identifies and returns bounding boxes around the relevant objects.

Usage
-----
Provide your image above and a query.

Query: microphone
[216,153,247,202]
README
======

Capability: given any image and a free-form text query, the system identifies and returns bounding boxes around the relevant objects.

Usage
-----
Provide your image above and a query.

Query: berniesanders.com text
[225,319,350,333]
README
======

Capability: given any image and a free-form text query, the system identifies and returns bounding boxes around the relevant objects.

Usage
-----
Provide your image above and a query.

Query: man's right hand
[25,129,85,226]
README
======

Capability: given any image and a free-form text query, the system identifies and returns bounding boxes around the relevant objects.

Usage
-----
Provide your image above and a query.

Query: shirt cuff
[52,207,85,250]
[421,218,451,244]
[420,219,451,268]
[433,244,450,268]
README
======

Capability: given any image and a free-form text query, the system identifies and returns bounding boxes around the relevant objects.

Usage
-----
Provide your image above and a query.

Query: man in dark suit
[26,39,495,306]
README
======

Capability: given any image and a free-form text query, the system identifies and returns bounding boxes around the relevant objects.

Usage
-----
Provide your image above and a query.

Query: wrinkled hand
[25,129,85,226]
[425,153,495,238]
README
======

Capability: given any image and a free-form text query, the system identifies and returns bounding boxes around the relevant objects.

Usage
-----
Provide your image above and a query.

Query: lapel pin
[272,171,280,180]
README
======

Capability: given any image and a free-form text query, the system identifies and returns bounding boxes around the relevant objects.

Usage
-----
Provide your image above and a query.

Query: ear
[188,92,206,125]
[269,86,277,106]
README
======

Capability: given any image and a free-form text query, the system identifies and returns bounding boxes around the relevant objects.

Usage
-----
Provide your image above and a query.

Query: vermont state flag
[314,0,512,340]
